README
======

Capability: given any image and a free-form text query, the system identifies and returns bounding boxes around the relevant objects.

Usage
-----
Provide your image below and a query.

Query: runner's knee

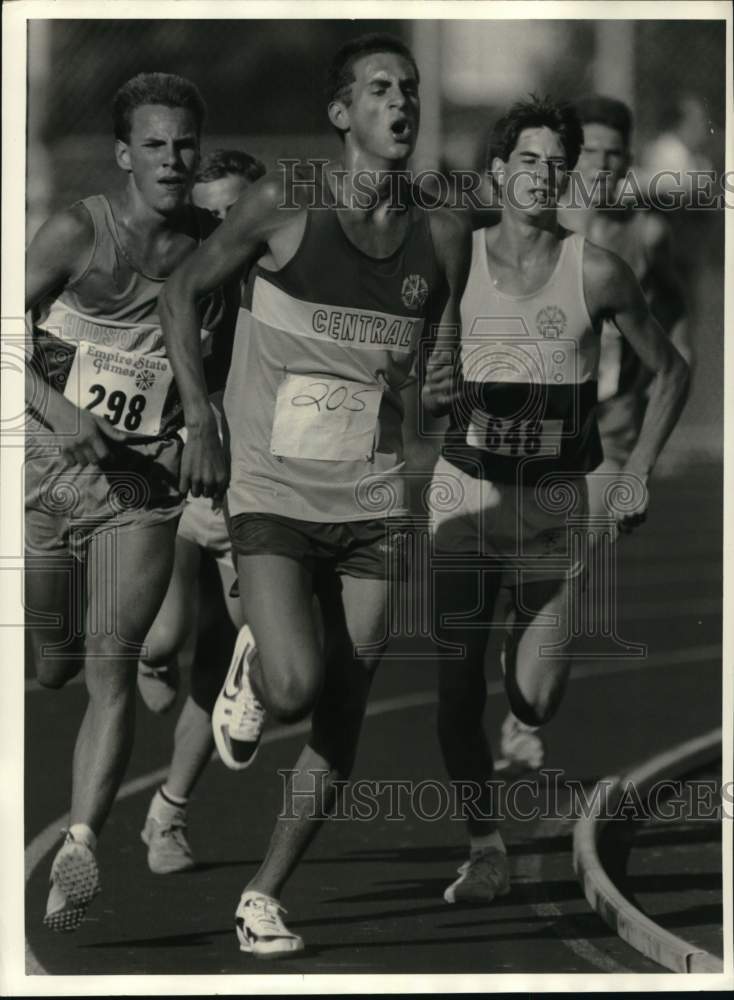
[505,672,567,727]
[35,659,79,690]
[27,632,82,689]
[267,672,321,723]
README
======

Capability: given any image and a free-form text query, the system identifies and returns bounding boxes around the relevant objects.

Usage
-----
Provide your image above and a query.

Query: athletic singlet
[32,195,227,439]
[588,210,653,402]
[224,184,442,522]
[443,227,602,485]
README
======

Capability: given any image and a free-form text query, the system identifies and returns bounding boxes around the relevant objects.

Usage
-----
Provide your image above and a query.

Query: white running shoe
[495,712,545,774]
[43,832,101,932]
[444,846,511,905]
[235,890,304,957]
[141,796,196,875]
[212,625,266,770]
[137,661,180,714]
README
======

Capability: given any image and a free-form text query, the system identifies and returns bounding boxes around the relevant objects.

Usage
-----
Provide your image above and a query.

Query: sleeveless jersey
[32,195,227,439]
[443,227,602,485]
[224,189,441,522]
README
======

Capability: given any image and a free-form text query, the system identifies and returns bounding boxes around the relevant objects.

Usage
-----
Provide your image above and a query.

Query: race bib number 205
[270,373,383,462]
[64,340,173,436]
[466,409,563,458]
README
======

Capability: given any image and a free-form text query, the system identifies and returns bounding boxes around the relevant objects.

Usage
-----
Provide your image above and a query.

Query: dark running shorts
[226,511,412,581]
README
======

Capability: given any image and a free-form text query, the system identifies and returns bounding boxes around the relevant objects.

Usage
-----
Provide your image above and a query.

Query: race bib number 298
[64,340,173,436]
[466,409,562,458]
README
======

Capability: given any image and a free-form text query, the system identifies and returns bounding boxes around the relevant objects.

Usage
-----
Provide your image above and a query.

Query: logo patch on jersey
[536,306,567,339]
[134,369,157,391]
[401,274,429,310]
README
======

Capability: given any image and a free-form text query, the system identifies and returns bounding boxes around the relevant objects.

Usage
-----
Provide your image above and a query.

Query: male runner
[160,33,469,955]
[429,96,689,904]
[138,149,266,875]
[498,95,692,772]
[25,73,235,929]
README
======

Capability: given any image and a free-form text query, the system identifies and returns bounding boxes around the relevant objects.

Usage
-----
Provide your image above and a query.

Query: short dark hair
[488,95,584,171]
[195,149,266,185]
[574,95,633,147]
[113,72,206,142]
[325,32,419,105]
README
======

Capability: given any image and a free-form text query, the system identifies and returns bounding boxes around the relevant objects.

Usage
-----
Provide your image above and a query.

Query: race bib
[466,410,563,458]
[64,340,173,436]
[270,373,383,462]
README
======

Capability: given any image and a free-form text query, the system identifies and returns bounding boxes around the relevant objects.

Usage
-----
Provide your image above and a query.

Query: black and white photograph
[2,0,732,992]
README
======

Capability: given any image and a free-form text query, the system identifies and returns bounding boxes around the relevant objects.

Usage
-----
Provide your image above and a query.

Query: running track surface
[25,463,723,975]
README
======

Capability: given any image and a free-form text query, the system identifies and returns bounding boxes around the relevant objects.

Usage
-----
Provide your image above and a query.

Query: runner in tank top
[494,96,693,775]
[428,96,689,906]
[159,34,470,956]
[25,73,237,932]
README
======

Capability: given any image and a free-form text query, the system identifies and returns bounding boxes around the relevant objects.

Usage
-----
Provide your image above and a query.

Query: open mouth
[390,118,413,143]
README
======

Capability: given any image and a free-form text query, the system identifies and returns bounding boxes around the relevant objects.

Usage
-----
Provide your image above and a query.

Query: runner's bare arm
[25,206,127,463]
[421,210,472,418]
[160,171,305,497]
[585,241,690,483]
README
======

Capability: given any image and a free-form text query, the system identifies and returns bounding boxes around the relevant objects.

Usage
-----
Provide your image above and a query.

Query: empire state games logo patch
[536,306,567,338]
[401,274,429,310]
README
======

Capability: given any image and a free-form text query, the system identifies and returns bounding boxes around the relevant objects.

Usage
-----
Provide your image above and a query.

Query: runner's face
[576,123,628,202]
[340,52,420,162]
[117,104,200,213]
[193,174,251,220]
[500,126,568,216]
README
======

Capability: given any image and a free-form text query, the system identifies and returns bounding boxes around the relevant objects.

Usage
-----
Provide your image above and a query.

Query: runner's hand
[612,468,649,535]
[180,414,229,499]
[54,404,128,468]
[422,349,460,417]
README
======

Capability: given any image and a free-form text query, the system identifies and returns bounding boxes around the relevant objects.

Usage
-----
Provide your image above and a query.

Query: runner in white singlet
[430,96,689,906]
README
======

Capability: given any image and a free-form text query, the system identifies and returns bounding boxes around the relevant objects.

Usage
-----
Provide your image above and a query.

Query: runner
[429,95,689,905]
[498,95,692,773]
[25,73,236,930]
[138,149,266,875]
[159,33,470,955]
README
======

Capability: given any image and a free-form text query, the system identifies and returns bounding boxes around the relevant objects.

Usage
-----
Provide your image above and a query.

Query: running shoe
[141,799,195,875]
[495,712,545,774]
[137,661,180,714]
[43,831,101,932]
[212,625,266,770]
[235,890,304,957]
[443,846,510,904]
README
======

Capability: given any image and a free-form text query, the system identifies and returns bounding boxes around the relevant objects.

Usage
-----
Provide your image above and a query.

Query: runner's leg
[25,552,86,689]
[502,575,578,728]
[246,572,388,899]
[436,567,503,835]
[69,518,177,833]
[166,555,239,797]
[236,554,323,722]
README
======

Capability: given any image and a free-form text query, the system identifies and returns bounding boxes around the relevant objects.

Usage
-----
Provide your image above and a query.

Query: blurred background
[26,17,726,460]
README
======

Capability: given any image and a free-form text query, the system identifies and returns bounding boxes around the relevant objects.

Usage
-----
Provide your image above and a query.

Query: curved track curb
[572,727,723,973]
